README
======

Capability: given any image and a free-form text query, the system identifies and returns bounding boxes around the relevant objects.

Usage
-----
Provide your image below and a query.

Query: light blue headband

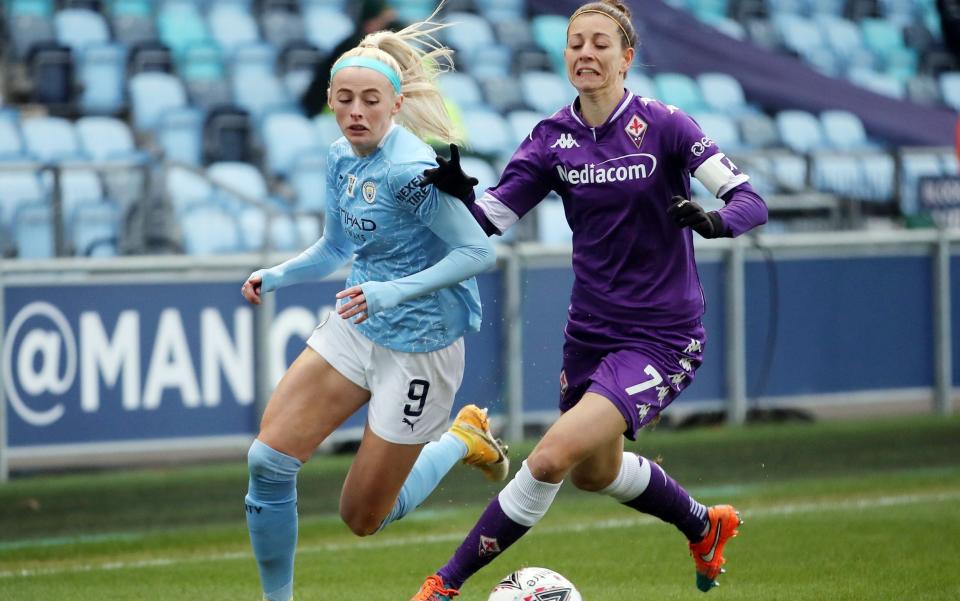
[330,56,402,94]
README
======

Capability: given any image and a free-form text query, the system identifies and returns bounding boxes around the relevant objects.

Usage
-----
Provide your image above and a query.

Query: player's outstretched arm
[419,143,478,203]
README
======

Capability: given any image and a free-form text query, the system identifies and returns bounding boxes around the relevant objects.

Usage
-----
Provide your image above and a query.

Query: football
[487,567,583,601]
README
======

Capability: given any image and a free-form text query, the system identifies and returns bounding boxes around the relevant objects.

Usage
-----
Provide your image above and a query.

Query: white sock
[597,452,652,502]
[498,460,563,527]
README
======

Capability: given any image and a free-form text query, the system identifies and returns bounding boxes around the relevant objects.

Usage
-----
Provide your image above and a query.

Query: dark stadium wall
[529,0,957,146]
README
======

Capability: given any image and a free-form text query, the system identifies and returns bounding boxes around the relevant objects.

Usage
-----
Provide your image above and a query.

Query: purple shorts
[558,313,706,440]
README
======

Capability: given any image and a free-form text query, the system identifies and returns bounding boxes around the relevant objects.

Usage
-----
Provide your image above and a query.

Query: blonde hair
[331,4,462,144]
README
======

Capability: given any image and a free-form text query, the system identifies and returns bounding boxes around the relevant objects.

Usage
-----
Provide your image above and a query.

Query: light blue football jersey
[326,124,483,353]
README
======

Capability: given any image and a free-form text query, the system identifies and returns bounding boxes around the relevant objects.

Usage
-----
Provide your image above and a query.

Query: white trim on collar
[568,89,635,130]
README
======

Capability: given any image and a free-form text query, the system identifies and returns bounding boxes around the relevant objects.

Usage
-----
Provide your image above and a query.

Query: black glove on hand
[419,143,479,203]
[667,196,726,239]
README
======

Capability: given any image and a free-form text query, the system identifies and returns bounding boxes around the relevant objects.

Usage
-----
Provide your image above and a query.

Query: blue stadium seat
[71,200,120,256]
[237,206,301,252]
[157,1,211,59]
[55,168,105,221]
[475,0,526,22]
[691,112,743,152]
[79,43,127,114]
[626,71,656,99]
[179,203,243,255]
[738,112,780,148]
[775,109,826,153]
[261,112,323,178]
[207,161,269,211]
[231,42,278,78]
[530,14,567,73]
[27,42,74,107]
[444,12,497,65]
[462,109,512,157]
[389,0,434,22]
[208,1,261,54]
[771,152,809,192]
[653,72,707,113]
[54,8,110,55]
[166,166,213,215]
[0,171,45,230]
[812,152,862,198]
[819,110,870,150]
[466,44,514,79]
[8,4,55,59]
[261,7,306,49]
[13,201,54,258]
[736,155,776,196]
[232,72,293,121]
[816,15,872,69]
[109,0,155,45]
[290,150,327,212]
[438,72,485,109]
[181,43,231,108]
[157,106,204,165]
[481,76,528,114]
[506,110,542,148]
[857,153,895,202]
[773,14,825,61]
[847,67,906,98]
[0,119,25,159]
[696,72,749,114]
[520,71,575,117]
[303,6,354,54]
[129,72,188,131]
[21,116,83,161]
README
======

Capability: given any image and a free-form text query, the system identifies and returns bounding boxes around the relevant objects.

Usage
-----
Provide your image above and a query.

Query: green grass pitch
[1,414,959,600]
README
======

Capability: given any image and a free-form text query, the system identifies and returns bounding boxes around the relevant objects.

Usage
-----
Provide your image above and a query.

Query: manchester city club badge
[362,181,376,204]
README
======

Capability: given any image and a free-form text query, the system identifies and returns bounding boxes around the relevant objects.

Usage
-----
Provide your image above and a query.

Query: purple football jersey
[476,90,767,328]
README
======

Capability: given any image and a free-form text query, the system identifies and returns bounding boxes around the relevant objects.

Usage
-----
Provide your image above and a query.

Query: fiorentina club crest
[625,114,647,148]
[479,535,501,557]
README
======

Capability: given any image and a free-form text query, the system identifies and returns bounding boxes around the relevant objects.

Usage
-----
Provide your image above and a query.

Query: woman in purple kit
[409,1,768,599]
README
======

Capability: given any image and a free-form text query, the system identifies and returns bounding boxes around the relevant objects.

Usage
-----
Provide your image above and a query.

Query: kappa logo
[624,114,648,148]
[550,133,580,149]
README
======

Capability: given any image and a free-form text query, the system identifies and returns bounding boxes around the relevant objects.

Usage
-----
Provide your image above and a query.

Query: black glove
[419,143,478,203]
[667,196,726,239]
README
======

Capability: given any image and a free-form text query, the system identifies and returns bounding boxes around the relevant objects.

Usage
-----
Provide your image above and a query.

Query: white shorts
[307,311,465,445]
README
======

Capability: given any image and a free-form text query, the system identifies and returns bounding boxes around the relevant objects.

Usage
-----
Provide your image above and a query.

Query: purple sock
[623,456,708,542]
[437,497,530,589]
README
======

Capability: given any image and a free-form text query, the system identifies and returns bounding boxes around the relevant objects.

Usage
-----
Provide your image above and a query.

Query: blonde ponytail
[332,4,462,144]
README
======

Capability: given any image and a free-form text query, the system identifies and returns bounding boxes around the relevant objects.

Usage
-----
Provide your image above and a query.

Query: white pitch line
[2,490,958,579]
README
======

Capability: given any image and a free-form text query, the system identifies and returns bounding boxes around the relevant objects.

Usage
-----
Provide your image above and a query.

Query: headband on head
[330,56,402,94]
[569,8,633,46]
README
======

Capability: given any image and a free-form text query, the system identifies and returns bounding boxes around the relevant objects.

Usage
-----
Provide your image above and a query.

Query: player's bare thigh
[258,347,370,462]
[339,424,425,536]
[526,392,628,484]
